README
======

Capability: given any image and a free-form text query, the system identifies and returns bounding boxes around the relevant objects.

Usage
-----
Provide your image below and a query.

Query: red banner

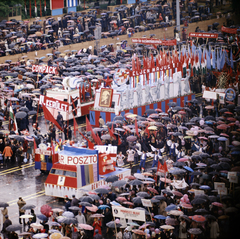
[131,38,177,46]
[50,0,64,10]
[221,26,237,34]
[39,95,69,112]
[189,32,218,38]
[32,65,58,74]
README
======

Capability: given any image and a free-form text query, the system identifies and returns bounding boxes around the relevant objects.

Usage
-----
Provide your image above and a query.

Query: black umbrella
[0,202,9,208]
[79,196,93,203]
[112,180,127,187]
[132,197,143,204]
[129,179,143,186]
[28,110,37,115]
[189,171,202,176]
[21,204,36,210]
[36,214,48,221]
[69,206,81,211]
[6,224,22,231]
[162,190,173,196]
[94,188,109,194]
[136,192,150,198]
[106,221,122,228]
[105,175,119,183]
[15,111,27,118]
[145,109,155,115]
[168,102,177,107]
[61,217,78,224]
[194,209,209,214]
[191,198,207,205]
[79,202,92,207]
[89,194,100,200]
[153,195,166,201]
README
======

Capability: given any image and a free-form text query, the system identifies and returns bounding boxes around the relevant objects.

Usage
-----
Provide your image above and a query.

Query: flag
[51,140,55,155]
[70,96,77,117]
[89,81,92,98]
[135,119,139,137]
[157,161,168,173]
[79,86,82,103]
[34,138,37,154]
[108,125,116,140]
[73,117,78,138]
[86,116,91,132]
[9,103,18,134]
[96,133,103,145]
[118,137,122,146]
[230,48,233,69]
[35,0,37,15]
[77,128,94,149]
[82,84,85,101]
[44,0,46,12]
[42,104,63,131]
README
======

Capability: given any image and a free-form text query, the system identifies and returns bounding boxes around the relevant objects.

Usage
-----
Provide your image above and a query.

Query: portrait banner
[99,88,113,108]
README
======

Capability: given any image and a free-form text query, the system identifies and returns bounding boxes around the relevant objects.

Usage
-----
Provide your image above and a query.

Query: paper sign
[194,190,205,196]
[229,176,238,184]
[141,199,152,207]
[218,187,227,195]
[203,90,217,100]
[214,182,225,190]
[112,206,146,222]
[228,172,237,179]
[57,176,65,186]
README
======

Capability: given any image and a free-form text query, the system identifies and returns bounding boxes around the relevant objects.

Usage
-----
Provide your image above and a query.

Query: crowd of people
[0,0,214,57]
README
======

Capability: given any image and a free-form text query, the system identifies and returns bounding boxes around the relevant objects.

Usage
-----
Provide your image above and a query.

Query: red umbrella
[155,108,162,112]
[227,117,236,121]
[217,120,226,124]
[217,124,228,130]
[181,204,193,209]
[147,187,159,194]
[220,133,229,138]
[192,215,206,222]
[116,197,127,202]
[78,224,93,230]
[228,123,235,126]
[172,190,183,197]
[90,214,105,218]
[177,158,189,162]
[132,229,145,235]
[178,110,186,115]
[124,175,136,180]
[212,202,223,207]
[126,136,137,142]
[86,205,98,212]
[224,111,233,114]
[160,178,172,184]
[123,201,134,206]
[40,205,52,217]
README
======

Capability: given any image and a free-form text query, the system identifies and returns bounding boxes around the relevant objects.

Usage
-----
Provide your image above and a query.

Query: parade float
[89,55,195,126]
[44,145,131,198]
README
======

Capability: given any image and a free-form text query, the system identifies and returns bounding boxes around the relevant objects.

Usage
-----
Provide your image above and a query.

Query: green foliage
[0,2,10,17]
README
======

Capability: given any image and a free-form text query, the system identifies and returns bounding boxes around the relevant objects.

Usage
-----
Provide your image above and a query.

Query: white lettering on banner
[141,199,152,207]
[35,149,51,155]
[39,95,69,112]
[32,64,57,74]
[59,154,98,165]
[194,190,205,196]
[112,206,146,222]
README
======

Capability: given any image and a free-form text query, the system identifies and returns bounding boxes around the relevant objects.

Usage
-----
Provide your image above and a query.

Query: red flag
[108,126,116,140]
[91,128,99,144]
[89,81,92,98]
[145,127,150,137]
[96,133,103,145]
[82,84,85,101]
[51,140,55,155]
[135,119,140,137]
[163,161,168,173]
[42,104,63,131]
[118,137,122,146]
[79,86,82,103]
[77,128,94,149]
[73,117,78,138]
[157,161,168,173]
[86,116,91,132]
[132,57,136,71]
[70,96,77,117]
[34,138,37,154]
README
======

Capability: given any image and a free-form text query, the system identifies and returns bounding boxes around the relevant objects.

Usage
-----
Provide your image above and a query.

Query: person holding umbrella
[1,215,12,238]
[17,197,26,224]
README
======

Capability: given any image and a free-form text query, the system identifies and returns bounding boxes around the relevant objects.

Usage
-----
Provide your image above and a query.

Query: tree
[0,0,24,17]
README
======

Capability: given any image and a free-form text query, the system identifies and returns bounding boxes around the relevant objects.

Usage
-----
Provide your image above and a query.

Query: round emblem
[225,88,236,101]
[114,68,129,86]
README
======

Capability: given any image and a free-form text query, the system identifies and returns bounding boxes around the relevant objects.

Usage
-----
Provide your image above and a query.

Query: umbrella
[147,187,159,194]
[134,173,145,180]
[40,204,52,217]
[32,233,48,238]
[79,202,92,207]
[195,209,209,214]
[112,180,127,187]
[168,102,177,107]
[166,217,178,225]
[145,109,156,114]
[30,223,44,229]
[191,198,207,204]
[62,211,74,218]
[132,197,143,204]
[0,202,9,208]
[105,175,119,183]
[20,214,33,219]
[36,214,48,221]
[69,206,81,211]
[21,204,36,210]
[199,185,211,190]
[79,196,93,203]
[160,225,175,230]
[192,215,206,222]
[154,215,166,220]
[15,111,27,118]
[61,218,78,224]
[172,190,183,197]
[129,179,143,186]
[126,135,137,142]
[132,229,146,235]
[106,221,122,228]
[95,188,109,194]
[78,224,93,230]
[165,204,177,211]
[188,228,202,235]
[136,192,150,198]
[6,224,22,231]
